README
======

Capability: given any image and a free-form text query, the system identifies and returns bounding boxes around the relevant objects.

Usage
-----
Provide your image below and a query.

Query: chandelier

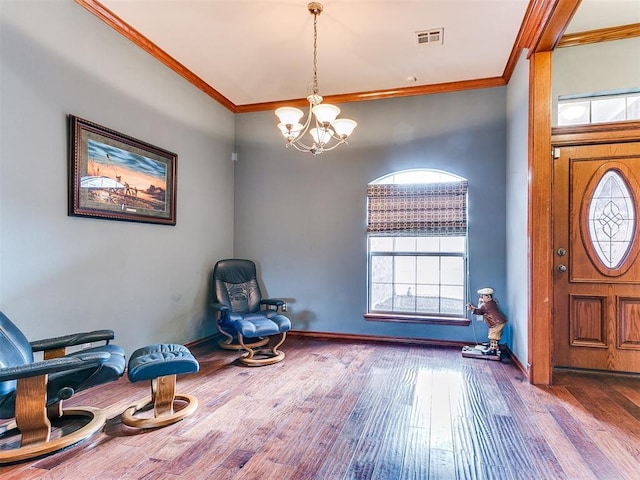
[275,2,357,155]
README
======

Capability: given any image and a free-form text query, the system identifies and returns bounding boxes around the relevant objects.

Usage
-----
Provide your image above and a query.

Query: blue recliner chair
[211,259,291,366]
[0,311,126,463]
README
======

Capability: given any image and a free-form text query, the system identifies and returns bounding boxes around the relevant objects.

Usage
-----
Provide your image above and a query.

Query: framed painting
[68,115,177,225]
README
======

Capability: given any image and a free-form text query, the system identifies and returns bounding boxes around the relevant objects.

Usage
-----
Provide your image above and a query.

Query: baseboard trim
[185,334,220,349]
[186,330,525,378]
[508,349,529,379]
[185,330,469,349]
[287,329,467,348]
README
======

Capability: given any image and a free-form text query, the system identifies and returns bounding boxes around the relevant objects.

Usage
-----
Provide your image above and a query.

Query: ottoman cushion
[233,314,291,338]
[127,344,199,383]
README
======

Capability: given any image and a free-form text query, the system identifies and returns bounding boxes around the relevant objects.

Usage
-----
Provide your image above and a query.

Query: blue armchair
[0,311,126,463]
[210,259,291,366]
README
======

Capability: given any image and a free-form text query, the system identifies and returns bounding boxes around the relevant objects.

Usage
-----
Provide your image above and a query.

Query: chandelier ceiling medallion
[275,2,357,155]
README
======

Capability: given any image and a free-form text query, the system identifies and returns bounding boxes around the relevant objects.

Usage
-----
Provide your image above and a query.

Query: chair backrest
[0,311,34,397]
[213,259,263,314]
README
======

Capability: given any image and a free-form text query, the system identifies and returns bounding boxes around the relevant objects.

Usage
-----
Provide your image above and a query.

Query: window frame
[557,88,640,126]
[365,169,470,325]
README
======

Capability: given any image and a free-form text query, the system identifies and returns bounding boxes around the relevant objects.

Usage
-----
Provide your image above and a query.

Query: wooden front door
[553,140,640,373]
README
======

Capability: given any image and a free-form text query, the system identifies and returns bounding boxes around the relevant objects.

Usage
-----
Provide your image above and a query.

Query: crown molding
[76,0,611,113]
[74,0,235,112]
[518,0,581,53]
[557,23,640,48]
[236,77,506,113]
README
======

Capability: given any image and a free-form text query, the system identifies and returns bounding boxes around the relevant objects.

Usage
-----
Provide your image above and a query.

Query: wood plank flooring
[2,336,640,479]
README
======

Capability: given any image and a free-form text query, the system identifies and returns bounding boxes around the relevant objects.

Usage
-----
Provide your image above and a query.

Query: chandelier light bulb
[310,127,334,145]
[275,107,304,126]
[273,2,357,155]
[331,118,358,138]
[312,104,340,124]
[277,122,303,139]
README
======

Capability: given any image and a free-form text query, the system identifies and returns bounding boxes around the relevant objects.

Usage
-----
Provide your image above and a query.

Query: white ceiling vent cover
[416,28,444,46]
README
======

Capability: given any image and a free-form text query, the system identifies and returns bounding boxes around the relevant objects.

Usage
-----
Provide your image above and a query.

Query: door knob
[556,264,567,273]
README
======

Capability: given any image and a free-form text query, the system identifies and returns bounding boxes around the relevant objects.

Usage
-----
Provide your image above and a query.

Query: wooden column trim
[529,51,553,385]
[534,0,582,52]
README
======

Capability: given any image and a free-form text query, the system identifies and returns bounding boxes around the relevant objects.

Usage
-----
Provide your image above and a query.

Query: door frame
[523,0,640,385]
[531,122,640,384]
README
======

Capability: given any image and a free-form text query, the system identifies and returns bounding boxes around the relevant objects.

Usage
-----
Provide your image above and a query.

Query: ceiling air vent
[416,28,444,46]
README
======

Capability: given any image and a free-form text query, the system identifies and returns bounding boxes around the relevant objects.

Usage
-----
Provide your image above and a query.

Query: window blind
[367,181,468,236]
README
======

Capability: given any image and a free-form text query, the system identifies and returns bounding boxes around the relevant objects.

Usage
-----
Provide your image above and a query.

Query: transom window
[558,89,640,126]
[366,169,468,322]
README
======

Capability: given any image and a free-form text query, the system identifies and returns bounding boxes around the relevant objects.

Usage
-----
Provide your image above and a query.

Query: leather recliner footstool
[122,344,199,429]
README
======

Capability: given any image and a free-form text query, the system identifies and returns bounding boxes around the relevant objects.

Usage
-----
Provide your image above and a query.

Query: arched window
[366,169,468,322]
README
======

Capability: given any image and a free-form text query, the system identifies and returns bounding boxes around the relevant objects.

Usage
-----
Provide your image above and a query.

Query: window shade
[367,182,468,236]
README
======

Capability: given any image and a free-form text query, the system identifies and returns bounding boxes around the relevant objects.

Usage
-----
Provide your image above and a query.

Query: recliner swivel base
[0,406,106,464]
[218,335,269,351]
[237,331,287,366]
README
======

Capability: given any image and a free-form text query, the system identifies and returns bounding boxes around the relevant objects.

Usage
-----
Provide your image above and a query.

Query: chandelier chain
[312,11,319,95]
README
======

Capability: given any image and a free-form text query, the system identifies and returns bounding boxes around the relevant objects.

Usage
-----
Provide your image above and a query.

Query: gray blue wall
[235,89,508,344]
[506,50,531,369]
[0,1,235,355]
[552,37,640,124]
[1,0,513,354]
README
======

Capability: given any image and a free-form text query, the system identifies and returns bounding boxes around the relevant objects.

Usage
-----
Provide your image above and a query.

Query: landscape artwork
[68,115,177,225]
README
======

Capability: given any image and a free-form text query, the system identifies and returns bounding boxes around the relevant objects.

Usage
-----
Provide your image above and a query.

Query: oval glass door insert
[587,170,635,269]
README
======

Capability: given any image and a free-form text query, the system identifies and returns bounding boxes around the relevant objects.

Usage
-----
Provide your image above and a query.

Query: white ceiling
[97,0,640,107]
[565,0,640,33]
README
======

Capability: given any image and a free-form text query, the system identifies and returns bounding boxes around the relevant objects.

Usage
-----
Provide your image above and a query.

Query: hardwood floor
[2,336,640,479]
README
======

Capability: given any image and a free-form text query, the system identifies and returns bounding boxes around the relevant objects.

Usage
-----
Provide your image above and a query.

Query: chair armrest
[0,352,110,382]
[210,302,230,314]
[261,298,286,310]
[210,302,231,324]
[29,330,115,352]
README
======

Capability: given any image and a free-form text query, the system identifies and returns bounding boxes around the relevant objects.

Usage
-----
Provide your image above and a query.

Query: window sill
[364,313,471,326]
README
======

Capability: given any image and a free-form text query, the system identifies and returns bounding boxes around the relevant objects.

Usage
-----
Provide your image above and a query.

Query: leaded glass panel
[587,170,635,269]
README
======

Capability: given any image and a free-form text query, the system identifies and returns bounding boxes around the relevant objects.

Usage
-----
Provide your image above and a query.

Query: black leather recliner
[211,259,291,366]
[0,311,126,463]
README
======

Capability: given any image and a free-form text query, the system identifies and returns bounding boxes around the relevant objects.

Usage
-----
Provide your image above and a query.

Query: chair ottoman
[122,344,199,429]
